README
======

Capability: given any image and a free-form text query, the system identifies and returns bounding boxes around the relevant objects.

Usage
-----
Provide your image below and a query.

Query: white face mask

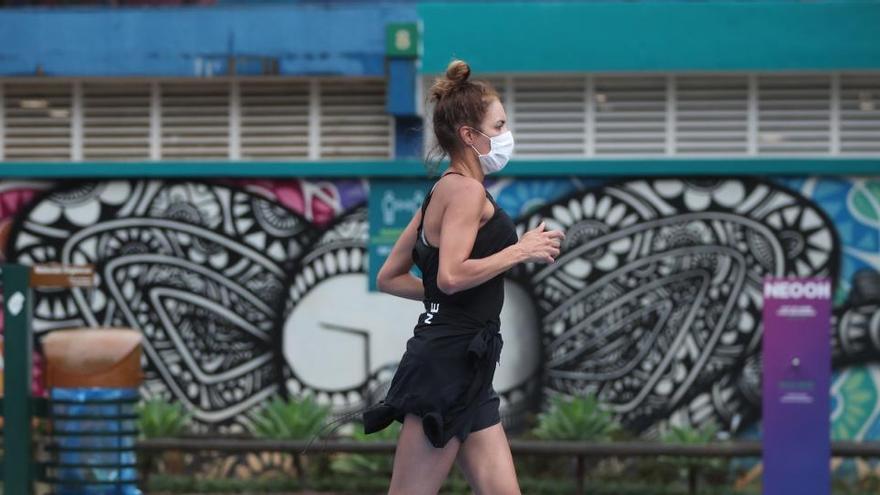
[470,129,514,175]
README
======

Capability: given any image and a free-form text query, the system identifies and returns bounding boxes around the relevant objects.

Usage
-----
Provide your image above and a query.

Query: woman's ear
[458,126,474,147]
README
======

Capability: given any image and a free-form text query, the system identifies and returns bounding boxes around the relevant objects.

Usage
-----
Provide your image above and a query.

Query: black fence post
[575,454,585,495]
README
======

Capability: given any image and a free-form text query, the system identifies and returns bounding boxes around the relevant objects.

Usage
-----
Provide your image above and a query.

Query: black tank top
[412,174,518,326]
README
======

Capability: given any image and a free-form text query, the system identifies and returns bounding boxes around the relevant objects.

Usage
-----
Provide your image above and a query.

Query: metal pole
[575,454,585,495]
[3,263,34,495]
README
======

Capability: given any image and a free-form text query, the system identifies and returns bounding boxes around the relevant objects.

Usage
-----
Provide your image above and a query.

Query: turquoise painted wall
[420,1,880,73]
[0,159,877,178]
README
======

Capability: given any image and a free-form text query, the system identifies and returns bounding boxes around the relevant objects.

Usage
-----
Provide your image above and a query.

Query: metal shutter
[3,82,72,161]
[82,82,151,161]
[6,74,880,162]
[840,74,880,155]
[239,80,310,160]
[319,79,390,158]
[675,75,749,155]
[161,81,230,159]
[757,75,831,155]
[513,77,586,157]
[594,76,666,156]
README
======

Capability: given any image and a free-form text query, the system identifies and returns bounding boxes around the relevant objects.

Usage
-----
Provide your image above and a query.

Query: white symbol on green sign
[7,291,24,317]
[395,29,412,51]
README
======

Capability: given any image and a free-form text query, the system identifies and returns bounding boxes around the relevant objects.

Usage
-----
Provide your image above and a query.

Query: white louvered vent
[161,81,229,159]
[514,77,585,157]
[319,79,390,158]
[3,82,72,161]
[758,75,831,155]
[240,81,310,159]
[676,76,749,155]
[2,74,879,163]
[840,74,880,154]
[82,82,150,160]
[594,76,666,155]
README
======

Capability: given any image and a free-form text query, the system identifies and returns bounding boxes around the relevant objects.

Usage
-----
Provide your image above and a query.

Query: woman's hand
[516,221,565,264]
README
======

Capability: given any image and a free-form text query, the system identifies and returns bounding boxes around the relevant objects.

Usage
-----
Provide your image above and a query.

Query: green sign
[3,264,34,495]
[386,22,420,58]
[368,179,430,291]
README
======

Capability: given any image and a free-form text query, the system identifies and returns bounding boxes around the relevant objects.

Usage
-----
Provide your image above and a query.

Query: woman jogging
[363,59,565,495]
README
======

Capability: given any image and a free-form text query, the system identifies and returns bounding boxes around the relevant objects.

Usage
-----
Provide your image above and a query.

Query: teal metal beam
[420,1,880,73]
[2,264,34,495]
[0,158,876,178]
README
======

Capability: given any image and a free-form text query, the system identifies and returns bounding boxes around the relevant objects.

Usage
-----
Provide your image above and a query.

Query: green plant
[658,422,729,495]
[532,394,622,441]
[137,398,191,439]
[250,395,330,440]
[532,395,625,495]
[136,398,192,480]
[858,471,880,493]
[331,422,400,476]
[662,421,720,445]
[249,395,331,486]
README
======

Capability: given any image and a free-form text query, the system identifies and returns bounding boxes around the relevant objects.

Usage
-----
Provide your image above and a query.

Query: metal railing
[137,437,880,495]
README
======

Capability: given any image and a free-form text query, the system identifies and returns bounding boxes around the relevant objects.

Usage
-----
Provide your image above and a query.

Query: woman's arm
[376,208,424,301]
[436,179,564,295]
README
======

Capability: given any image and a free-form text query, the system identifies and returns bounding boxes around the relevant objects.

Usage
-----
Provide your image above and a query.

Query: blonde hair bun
[445,59,470,84]
[430,59,471,102]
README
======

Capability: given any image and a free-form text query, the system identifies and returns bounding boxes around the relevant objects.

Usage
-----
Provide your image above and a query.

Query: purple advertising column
[763,277,831,495]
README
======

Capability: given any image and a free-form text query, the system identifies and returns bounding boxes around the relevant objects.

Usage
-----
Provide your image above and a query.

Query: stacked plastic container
[42,328,143,495]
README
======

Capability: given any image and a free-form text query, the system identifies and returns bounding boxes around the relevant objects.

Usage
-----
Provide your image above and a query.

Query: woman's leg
[388,414,461,495]
[455,423,521,495]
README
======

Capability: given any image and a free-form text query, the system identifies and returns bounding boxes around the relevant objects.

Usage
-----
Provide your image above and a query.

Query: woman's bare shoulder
[434,173,485,203]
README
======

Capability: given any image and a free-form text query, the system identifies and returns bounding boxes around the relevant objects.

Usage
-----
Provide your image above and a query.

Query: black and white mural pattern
[5,177,880,441]
[509,179,840,433]
[8,181,318,430]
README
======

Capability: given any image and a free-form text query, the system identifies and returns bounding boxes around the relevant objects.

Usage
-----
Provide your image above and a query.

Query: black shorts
[363,322,504,448]
[470,388,501,433]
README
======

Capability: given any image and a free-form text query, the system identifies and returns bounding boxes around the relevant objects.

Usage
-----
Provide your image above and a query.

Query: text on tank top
[412,173,518,325]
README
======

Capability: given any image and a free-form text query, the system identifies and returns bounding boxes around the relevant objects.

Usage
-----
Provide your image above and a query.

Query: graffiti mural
[510,178,841,434]
[7,181,319,430]
[0,176,878,446]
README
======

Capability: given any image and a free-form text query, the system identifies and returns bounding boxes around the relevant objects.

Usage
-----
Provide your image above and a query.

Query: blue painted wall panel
[387,58,416,115]
[0,4,417,77]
